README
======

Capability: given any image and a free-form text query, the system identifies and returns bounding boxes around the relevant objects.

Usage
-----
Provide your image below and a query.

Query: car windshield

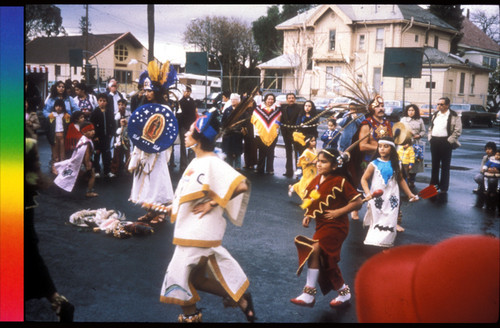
[450,104,468,110]
[315,98,330,105]
[384,101,399,107]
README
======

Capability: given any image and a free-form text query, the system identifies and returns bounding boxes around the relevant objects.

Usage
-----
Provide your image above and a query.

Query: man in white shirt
[107,79,124,118]
[428,97,462,193]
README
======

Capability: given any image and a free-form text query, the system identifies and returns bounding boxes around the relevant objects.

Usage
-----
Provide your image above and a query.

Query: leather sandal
[85,190,98,198]
[240,292,256,323]
[137,211,155,222]
[50,294,74,322]
[178,309,202,323]
[150,213,166,224]
[330,285,351,307]
[290,286,316,307]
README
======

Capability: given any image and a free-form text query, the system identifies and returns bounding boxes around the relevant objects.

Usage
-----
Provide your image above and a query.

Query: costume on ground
[53,135,93,192]
[294,174,361,293]
[362,158,400,247]
[292,148,318,199]
[160,155,251,306]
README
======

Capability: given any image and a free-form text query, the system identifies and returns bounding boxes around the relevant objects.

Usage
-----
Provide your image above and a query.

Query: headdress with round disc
[128,103,178,153]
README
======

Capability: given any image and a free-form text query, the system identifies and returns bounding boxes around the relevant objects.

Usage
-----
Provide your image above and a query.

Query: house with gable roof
[258,4,492,109]
[26,32,162,95]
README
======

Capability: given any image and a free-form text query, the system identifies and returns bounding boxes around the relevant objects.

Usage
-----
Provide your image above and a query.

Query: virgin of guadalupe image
[142,114,165,144]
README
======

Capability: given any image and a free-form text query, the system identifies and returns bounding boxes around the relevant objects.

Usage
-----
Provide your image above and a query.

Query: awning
[25,65,48,74]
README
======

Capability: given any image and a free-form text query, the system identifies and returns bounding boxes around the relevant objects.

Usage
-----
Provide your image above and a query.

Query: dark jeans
[179,126,194,170]
[93,146,111,175]
[430,137,453,192]
[281,129,297,175]
[255,136,277,173]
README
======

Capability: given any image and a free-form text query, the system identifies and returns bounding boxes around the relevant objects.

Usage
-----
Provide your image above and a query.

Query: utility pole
[84,5,90,84]
[147,5,155,63]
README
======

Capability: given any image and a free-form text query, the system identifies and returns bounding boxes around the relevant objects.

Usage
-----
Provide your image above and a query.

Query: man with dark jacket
[177,85,198,171]
[428,97,462,193]
[90,93,116,178]
[280,93,302,177]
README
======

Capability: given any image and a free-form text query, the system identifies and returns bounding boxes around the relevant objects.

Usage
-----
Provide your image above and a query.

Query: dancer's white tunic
[160,155,251,306]
[128,146,174,211]
[363,159,400,247]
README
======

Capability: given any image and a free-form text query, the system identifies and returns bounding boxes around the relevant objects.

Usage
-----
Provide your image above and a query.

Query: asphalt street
[25,122,500,323]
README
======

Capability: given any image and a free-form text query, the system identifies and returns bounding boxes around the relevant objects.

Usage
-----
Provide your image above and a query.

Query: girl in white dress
[360,137,418,247]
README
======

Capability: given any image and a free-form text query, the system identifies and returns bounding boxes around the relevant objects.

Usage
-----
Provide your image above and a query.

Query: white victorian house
[258,4,492,108]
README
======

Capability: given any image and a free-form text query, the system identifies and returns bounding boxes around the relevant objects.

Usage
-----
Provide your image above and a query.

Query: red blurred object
[418,185,438,199]
[355,235,499,323]
[371,189,383,198]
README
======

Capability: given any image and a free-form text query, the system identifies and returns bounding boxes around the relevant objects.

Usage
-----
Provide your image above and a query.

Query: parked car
[449,103,496,128]
[204,92,222,109]
[314,97,334,112]
[275,94,307,107]
[420,104,436,123]
[384,100,410,122]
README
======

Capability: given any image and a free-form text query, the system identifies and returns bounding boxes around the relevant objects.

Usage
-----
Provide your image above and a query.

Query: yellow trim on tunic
[305,178,362,220]
[171,174,246,223]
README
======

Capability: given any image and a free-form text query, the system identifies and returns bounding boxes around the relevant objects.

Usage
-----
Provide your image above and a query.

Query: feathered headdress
[141,60,178,92]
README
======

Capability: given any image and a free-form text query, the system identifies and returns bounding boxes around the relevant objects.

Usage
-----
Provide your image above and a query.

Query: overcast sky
[57,4,272,64]
[57,4,498,65]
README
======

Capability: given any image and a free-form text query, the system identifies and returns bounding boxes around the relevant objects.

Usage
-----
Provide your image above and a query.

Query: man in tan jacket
[428,97,462,193]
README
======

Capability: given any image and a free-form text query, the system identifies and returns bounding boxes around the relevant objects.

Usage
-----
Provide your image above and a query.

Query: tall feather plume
[321,50,374,116]
[147,61,160,82]
[160,60,170,86]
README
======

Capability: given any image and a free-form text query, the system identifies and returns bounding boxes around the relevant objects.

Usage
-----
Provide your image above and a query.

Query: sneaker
[288,185,293,197]
[108,172,116,178]
[95,173,101,178]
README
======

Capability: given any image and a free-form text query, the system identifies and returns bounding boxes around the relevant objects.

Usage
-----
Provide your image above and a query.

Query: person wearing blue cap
[160,111,255,323]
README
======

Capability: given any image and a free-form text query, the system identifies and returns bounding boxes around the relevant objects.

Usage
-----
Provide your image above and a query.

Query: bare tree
[470,9,500,44]
[283,26,328,94]
[184,16,259,93]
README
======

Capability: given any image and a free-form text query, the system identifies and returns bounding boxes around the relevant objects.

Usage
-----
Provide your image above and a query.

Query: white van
[177,73,221,105]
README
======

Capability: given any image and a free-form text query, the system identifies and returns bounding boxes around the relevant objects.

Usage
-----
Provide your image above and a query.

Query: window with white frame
[307,48,313,70]
[334,66,342,93]
[470,74,475,94]
[459,72,465,94]
[404,77,412,88]
[358,34,365,51]
[329,30,336,51]
[376,28,384,51]
[326,66,333,91]
[373,68,381,93]
[114,44,129,62]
